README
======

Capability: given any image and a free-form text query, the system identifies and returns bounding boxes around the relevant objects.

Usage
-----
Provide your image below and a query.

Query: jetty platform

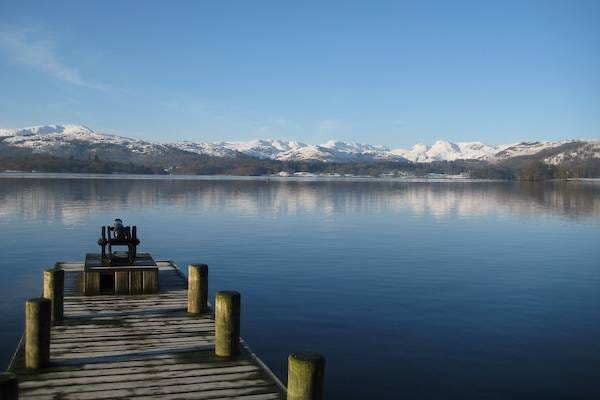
[7,261,286,400]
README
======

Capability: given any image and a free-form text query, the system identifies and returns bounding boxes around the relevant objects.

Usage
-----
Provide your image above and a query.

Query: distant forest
[1,153,599,180]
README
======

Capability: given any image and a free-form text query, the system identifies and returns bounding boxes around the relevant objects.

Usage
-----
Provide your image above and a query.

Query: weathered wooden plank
[126,393,282,400]
[15,352,256,376]
[49,336,216,350]
[19,371,270,393]
[18,364,260,385]
[50,329,215,342]
[48,344,217,361]
[51,324,215,337]
[18,384,281,400]
[63,301,189,309]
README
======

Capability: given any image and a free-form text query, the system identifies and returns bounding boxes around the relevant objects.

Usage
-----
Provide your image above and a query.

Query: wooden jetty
[5,260,290,400]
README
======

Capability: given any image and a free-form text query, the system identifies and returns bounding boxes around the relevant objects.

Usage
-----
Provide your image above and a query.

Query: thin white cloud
[317,119,345,132]
[0,26,106,90]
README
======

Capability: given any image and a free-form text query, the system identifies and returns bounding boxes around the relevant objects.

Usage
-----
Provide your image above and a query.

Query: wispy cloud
[0,26,106,90]
[317,119,345,133]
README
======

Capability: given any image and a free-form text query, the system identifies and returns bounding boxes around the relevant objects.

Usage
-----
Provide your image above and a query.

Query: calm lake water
[0,175,599,399]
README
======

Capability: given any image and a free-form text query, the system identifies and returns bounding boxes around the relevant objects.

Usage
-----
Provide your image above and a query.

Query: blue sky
[0,1,598,147]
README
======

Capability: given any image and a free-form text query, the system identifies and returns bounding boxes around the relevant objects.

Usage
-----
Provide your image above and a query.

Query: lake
[0,175,599,399]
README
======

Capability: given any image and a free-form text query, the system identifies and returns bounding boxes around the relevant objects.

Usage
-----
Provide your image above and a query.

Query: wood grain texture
[187,264,208,314]
[83,271,100,295]
[10,261,285,399]
[129,270,143,295]
[143,269,159,294]
[114,271,129,295]
[43,269,64,323]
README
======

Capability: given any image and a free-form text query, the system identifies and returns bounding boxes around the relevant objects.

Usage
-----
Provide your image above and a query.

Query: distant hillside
[0,124,598,179]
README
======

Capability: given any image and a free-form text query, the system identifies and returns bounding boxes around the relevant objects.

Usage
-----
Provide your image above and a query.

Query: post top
[216,290,240,298]
[289,352,326,363]
[189,263,208,271]
[44,268,63,274]
[26,297,51,305]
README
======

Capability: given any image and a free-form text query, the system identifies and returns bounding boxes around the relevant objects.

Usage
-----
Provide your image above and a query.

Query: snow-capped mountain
[205,139,405,162]
[0,124,184,164]
[170,141,239,158]
[494,140,574,160]
[543,140,600,165]
[390,140,500,163]
[0,124,96,137]
[170,137,504,163]
[0,124,597,165]
[0,124,157,154]
[220,139,300,159]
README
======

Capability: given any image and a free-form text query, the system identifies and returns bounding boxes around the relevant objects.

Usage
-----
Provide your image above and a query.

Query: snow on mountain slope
[544,140,600,165]
[494,140,572,159]
[319,140,399,161]
[0,124,95,138]
[219,139,304,159]
[457,142,499,160]
[0,124,168,162]
[320,140,387,156]
[1,124,597,164]
[390,143,428,162]
[170,141,239,158]
[207,139,403,162]
[427,140,462,161]
[274,143,331,161]
[391,140,498,162]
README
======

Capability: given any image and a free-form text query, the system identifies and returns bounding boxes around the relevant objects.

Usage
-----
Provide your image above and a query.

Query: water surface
[0,176,599,399]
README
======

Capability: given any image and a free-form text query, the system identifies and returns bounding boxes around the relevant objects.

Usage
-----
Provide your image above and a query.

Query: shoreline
[0,171,599,183]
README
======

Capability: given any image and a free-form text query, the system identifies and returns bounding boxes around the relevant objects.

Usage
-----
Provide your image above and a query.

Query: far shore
[1,171,599,183]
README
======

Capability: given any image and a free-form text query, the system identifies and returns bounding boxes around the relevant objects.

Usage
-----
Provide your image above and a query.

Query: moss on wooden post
[187,264,208,314]
[43,269,64,324]
[287,352,325,400]
[0,372,18,399]
[215,290,240,357]
[25,298,51,369]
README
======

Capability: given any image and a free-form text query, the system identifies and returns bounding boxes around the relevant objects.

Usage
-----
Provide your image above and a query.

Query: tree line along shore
[1,153,599,180]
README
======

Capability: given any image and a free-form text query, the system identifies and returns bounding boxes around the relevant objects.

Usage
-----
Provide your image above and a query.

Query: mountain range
[1,124,598,163]
[0,124,598,178]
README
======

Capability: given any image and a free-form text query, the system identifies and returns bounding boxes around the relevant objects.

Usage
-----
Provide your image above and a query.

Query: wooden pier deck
[8,261,285,400]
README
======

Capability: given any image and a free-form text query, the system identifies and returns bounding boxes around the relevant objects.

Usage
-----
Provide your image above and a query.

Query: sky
[0,0,598,148]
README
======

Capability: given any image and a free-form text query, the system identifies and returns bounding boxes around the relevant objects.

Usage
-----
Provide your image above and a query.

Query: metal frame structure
[97,219,140,265]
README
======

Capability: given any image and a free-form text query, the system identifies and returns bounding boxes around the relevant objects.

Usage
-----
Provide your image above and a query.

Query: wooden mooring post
[187,263,208,314]
[287,352,325,400]
[24,298,51,369]
[215,290,241,357]
[43,268,64,324]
